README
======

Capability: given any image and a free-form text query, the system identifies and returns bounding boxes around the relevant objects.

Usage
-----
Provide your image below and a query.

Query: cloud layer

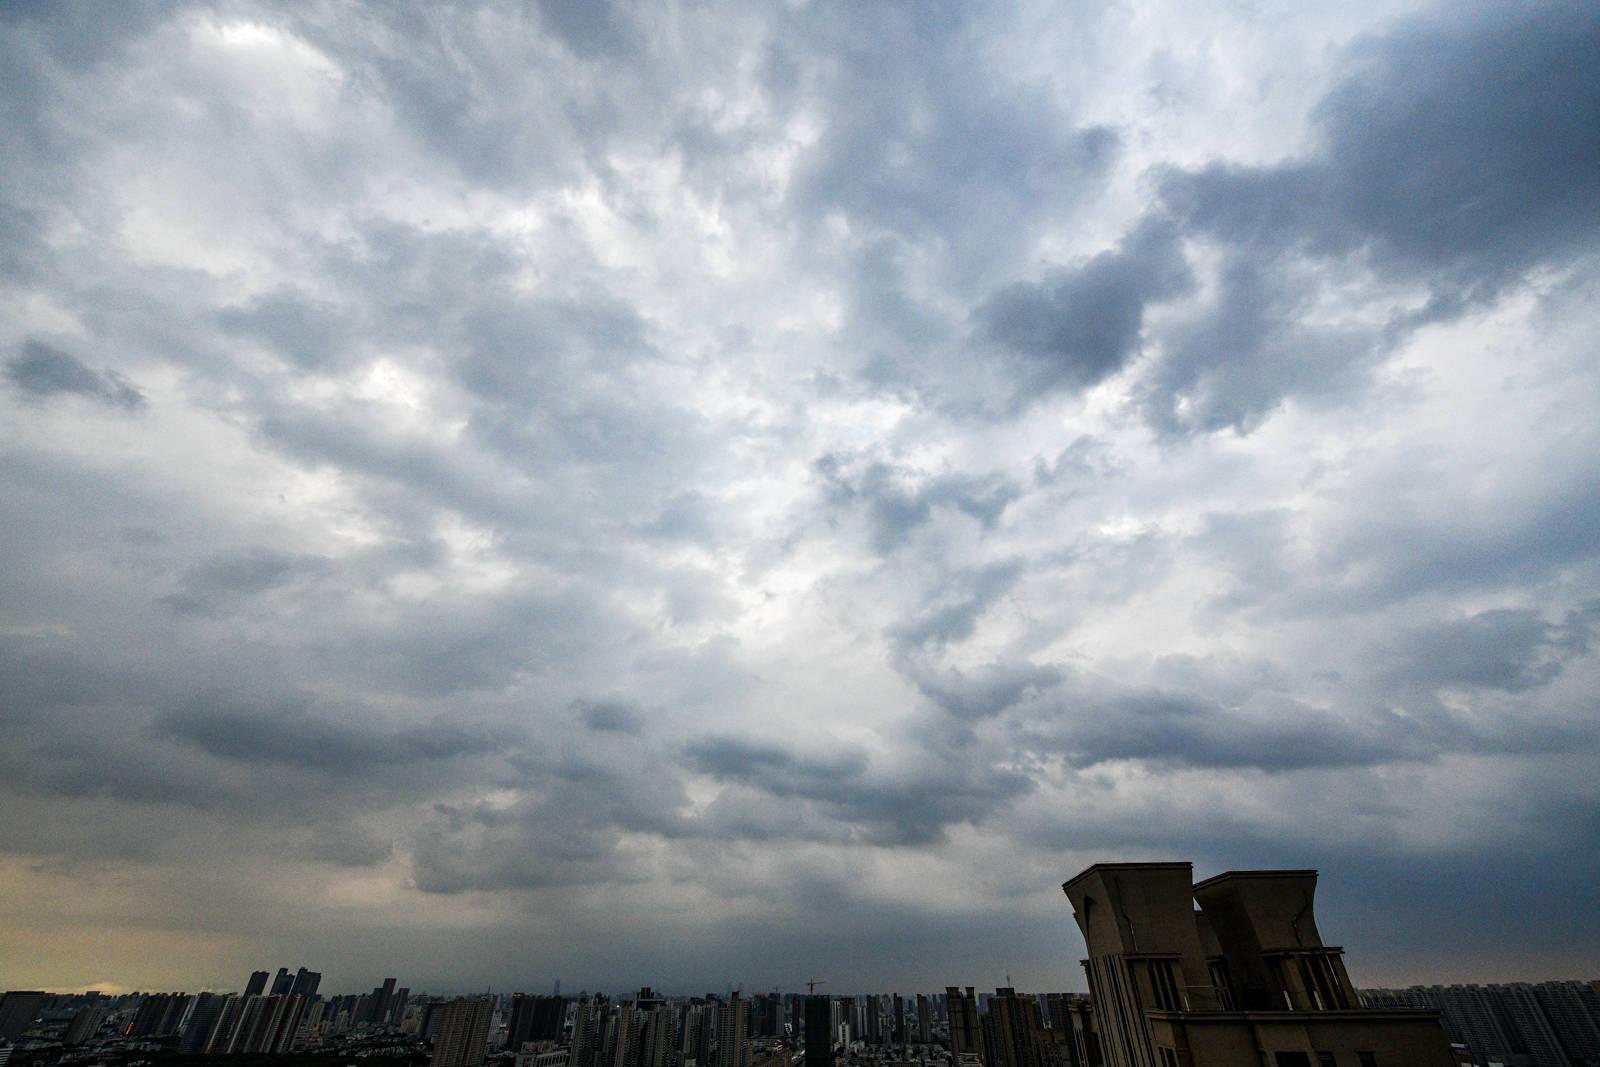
[2,0,1598,994]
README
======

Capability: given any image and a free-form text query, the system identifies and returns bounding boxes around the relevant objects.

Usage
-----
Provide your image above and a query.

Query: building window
[1273,1054,1311,1067]
[1206,959,1233,1010]
[1356,1053,1377,1067]
[1147,960,1183,1012]
[1158,1048,1180,1067]
[1316,1053,1337,1067]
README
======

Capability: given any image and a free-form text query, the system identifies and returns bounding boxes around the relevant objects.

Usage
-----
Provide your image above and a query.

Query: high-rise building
[291,968,321,998]
[863,996,882,1046]
[245,971,269,997]
[804,996,834,1067]
[714,994,749,1067]
[916,995,931,1045]
[63,1005,109,1045]
[980,989,1044,1067]
[1362,981,1600,1067]
[681,1000,714,1067]
[1062,862,1456,1067]
[638,996,680,1067]
[431,996,496,1067]
[127,993,193,1038]
[947,987,981,1059]
[570,997,602,1067]
[178,993,231,1054]
[371,978,398,1026]
[270,968,294,996]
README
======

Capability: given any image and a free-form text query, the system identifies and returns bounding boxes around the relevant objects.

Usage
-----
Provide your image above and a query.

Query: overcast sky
[2,0,1598,997]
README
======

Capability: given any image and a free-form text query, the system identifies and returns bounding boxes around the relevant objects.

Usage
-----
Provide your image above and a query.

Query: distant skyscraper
[714,994,749,1067]
[291,968,321,998]
[431,996,496,1067]
[63,1005,108,1045]
[225,994,306,1054]
[681,1001,714,1067]
[946,987,980,1059]
[372,978,398,1025]
[178,994,230,1054]
[979,988,1043,1067]
[803,996,833,1067]
[570,998,601,1067]
[245,971,269,997]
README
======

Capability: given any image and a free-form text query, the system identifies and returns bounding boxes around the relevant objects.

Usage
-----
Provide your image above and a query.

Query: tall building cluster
[1361,981,1600,1067]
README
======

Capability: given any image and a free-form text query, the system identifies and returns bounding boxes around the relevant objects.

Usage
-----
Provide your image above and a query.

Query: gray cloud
[1137,2,1600,432]
[1385,604,1600,694]
[575,698,643,734]
[152,698,501,773]
[685,734,1031,847]
[817,455,1022,555]
[6,339,145,410]
[975,219,1193,401]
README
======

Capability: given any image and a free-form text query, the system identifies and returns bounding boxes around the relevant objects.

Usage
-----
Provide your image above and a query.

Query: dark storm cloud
[975,219,1193,400]
[816,455,1021,554]
[787,1,1117,253]
[217,289,355,371]
[575,698,643,734]
[152,698,500,773]
[1134,1,1600,432]
[887,558,1024,650]
[1160,1,1600,280]
[901,660,1064,723]
[1140,254,1380,434]
[1384,604,1600,694]
[409,741,691,893]
[532,0,633,59]
[164,548,333,615]
[1033,688,1417,771]
[684,734,1032,846]
[0,2,166,70]
[956,3,1600,431]
[6,339,145,410]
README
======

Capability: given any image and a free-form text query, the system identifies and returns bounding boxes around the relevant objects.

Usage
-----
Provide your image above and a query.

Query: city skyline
[4,0,1600,997]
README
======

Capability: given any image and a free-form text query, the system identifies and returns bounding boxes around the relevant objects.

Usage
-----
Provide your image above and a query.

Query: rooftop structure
[1062,862,1457,1067]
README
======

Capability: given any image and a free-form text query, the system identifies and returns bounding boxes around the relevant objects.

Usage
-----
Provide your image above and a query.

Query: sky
[1,0,1598,997]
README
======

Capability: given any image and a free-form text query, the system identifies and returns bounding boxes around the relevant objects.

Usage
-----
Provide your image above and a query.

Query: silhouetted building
[372,978,398,1026]
[178,993,231,1054]
[1063,862,1457,1067]
[510,995,568,1049]
[805,996,834,1067]
[981,988,1044,1067]
[681,1000,714,1067]
[570,997,603,1067]
[245,971,269,997]
[291,968,321,998]
[63,1005,108,1045]
[127,993,192,1038]
[948,987,982,1059]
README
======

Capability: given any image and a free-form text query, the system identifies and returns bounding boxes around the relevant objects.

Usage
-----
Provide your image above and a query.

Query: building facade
[1062,862,1457,1067]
